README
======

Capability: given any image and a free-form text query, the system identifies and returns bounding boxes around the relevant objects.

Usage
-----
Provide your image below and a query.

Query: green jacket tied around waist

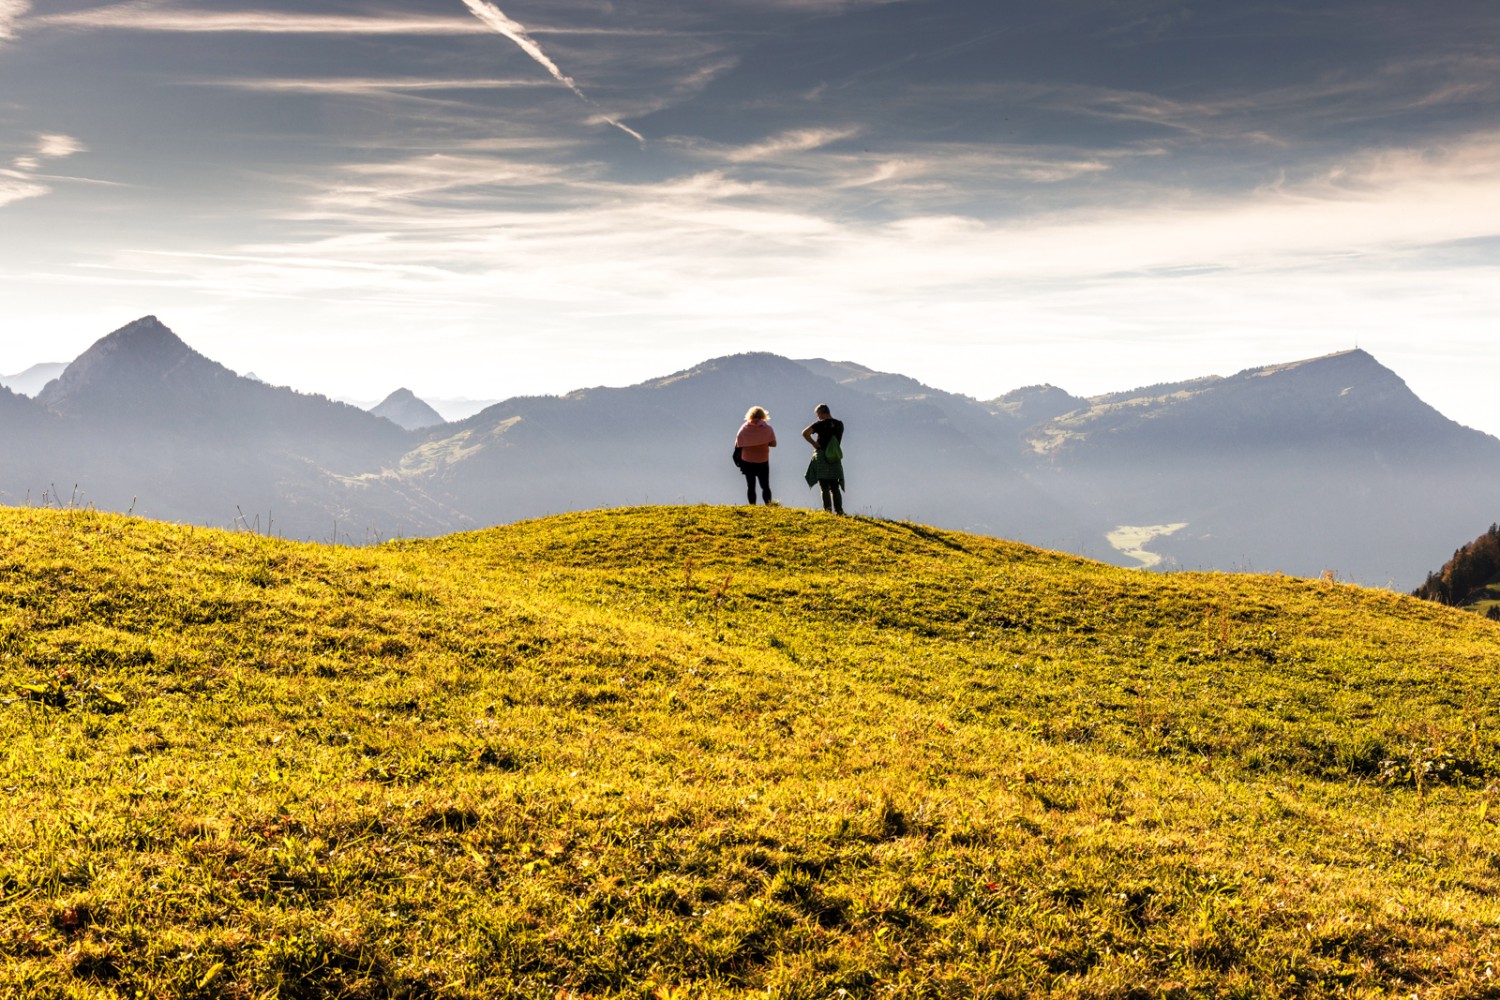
[805,449,845,490]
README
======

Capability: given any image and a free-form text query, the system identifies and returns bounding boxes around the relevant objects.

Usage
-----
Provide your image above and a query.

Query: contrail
[460,0,643,145]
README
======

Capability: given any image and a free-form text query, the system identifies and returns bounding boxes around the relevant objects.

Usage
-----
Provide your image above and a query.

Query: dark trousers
[819,480,843,514]
[742,462,771,504]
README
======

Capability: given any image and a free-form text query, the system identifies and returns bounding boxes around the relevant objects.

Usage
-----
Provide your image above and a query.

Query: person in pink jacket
[733,406,777,505]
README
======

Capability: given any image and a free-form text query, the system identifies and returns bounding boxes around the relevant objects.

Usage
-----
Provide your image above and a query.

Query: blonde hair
[745,406,769,421]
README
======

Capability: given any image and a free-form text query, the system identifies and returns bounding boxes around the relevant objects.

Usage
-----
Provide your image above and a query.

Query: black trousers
[741,462,771,504]
[819,480,843,514]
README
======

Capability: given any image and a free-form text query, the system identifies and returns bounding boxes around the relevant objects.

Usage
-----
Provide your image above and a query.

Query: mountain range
[2,315,1495,588]
[0,361,67,397]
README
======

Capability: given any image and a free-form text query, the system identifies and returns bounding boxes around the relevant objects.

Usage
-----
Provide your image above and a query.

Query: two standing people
[732,403,846,513]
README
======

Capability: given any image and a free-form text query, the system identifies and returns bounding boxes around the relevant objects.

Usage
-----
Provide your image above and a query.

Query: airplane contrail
[460,0,644,145]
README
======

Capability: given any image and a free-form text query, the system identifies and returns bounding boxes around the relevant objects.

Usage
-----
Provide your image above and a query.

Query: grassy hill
[3,504,1500,998]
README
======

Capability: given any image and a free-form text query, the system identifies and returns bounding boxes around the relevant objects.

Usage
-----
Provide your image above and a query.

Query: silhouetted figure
[802,403,845,514]
[734,406,777,504]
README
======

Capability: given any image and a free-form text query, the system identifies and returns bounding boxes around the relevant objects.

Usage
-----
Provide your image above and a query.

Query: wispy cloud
[5,132,87,188]
[0,170,47,208]
[745,0,913,9]
[31,4,484,35]
[0,0,28,41]
[124,130,1500,332]
[460,0,645,144]
[36,134,85,159]
[720,127,862,163]
[41,124,1496,424]
[672,127,1116,207]
[200,76,553,96]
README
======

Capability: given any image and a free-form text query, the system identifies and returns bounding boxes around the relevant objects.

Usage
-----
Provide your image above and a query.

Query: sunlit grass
[3,504,1499,998]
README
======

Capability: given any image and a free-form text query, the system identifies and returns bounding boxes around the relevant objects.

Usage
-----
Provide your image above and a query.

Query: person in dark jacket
[801,403,845,514]
[734,406,777,504]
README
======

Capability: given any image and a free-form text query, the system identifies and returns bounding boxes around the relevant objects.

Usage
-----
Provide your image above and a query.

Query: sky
[1,0,1498,431]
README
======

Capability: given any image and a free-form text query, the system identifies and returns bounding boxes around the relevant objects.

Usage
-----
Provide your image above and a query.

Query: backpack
[824,436,843,462]
[732,446,745,470]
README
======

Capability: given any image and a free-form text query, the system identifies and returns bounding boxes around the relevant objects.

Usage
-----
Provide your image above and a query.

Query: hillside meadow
[3,504,1500,998]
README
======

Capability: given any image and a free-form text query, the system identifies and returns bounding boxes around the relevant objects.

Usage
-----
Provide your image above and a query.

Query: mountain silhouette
[0,361,67,397]
[402,352,1087,546]
[989,384,1090,426]
[370,388,446,431]
[37,315,222,417]
[2,317,1496,588]
[19,317,429,535]
[38,316,409,469]
[1030,350,1470,459]
[1026,350,1500,583]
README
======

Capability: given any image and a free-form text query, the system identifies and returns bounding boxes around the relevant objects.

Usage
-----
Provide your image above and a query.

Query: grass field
[3,504,1500,998]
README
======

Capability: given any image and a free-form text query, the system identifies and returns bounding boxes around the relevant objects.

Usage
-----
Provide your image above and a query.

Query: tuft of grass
[2,503,1500,997]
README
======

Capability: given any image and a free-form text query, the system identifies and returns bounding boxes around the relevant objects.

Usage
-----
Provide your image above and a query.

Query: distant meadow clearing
[3,504,1500,998]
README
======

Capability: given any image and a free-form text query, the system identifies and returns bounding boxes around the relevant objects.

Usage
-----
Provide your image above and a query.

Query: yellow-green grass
[3,504,1500,999]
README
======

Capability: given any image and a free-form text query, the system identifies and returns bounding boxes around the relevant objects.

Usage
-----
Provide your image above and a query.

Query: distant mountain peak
[638,352,822,393]
[1243,347,1383,376]
[54,315,201,370]
[1232,348,1409,404]
[0,361,68,397]
[102,313,172,342]
[370,387,445,431]
[37,315,236,416]
[990,383,1088,425]
[85,315,201,366]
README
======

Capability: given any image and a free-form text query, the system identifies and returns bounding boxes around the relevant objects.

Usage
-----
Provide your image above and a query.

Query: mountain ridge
[370,388,446,431]
[2,316,1496,588]
[0,361,68,397]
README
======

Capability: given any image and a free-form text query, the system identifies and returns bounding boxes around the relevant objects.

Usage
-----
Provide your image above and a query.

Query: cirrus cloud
[0,0,29,41]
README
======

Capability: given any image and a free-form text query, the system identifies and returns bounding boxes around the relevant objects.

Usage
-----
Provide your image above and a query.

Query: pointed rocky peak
[37,316,241,418]
[99,314,181,350]
[370,388,445,431]
[74,316,206,375]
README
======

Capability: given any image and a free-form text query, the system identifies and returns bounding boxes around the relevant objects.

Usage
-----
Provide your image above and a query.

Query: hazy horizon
[5,330,1499,438]
[3,2,1497,435]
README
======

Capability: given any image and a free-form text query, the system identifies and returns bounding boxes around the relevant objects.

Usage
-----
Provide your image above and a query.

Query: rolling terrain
[3,504,1500,997]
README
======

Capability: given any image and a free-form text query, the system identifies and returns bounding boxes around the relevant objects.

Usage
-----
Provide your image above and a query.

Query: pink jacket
[735,420,777,463]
